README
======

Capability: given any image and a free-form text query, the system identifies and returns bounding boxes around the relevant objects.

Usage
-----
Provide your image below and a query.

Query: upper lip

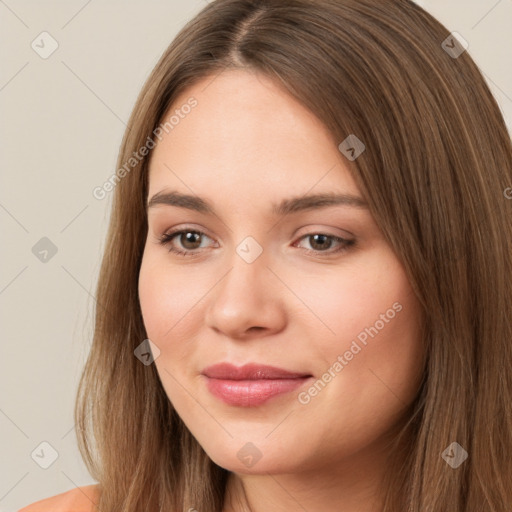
[202,363,311,380]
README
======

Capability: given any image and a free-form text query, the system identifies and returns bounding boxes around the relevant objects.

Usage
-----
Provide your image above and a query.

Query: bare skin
[138,68,425,512]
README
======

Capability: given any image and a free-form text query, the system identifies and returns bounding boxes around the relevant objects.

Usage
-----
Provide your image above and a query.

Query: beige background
[1,1,511,510]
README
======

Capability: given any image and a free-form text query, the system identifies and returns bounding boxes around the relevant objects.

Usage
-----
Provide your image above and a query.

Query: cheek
[138,256,203,406]
[138,253,205,344]
[292,268,423,458]
[138,264,173,340]
[297,255,424,400]
[285,254,415,352]
[335,293,423,398]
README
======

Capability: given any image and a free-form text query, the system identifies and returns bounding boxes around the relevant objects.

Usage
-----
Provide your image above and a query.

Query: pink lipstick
[202,363,312,407]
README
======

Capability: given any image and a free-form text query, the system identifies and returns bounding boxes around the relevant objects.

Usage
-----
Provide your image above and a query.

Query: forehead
[147,69,361,204]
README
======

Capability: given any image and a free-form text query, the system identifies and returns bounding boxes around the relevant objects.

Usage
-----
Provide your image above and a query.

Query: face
[138,69,425,476]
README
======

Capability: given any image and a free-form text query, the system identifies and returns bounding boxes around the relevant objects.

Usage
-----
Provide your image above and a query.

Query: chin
[203,442,303,475]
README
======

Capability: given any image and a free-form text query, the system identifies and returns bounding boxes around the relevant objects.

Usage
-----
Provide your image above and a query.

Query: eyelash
[157,228,355,258]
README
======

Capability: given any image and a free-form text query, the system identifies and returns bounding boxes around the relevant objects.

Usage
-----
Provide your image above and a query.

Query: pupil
[182,232,201,249]
[311,234,331,250]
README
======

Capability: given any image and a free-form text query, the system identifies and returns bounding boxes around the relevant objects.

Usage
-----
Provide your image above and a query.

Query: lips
[202,362,311,380]
[201,363,313,407]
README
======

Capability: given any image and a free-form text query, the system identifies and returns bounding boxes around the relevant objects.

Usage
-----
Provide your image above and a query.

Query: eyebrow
[147,190,369,216]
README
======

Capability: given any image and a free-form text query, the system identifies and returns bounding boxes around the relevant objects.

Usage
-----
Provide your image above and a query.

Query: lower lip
[204,376,312,407]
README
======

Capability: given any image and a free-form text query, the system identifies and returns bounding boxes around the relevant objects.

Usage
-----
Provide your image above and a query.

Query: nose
[203,248,288,340]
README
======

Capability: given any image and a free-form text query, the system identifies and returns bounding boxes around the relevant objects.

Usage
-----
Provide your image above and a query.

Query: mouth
[201,363,313,407]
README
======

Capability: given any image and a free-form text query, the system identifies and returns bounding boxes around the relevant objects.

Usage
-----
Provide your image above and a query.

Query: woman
[19,0,512,511]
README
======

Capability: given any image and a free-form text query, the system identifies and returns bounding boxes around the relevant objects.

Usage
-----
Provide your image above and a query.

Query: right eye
[158,229,215,257]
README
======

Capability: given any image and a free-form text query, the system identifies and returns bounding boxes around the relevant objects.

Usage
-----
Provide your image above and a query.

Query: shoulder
[18,484,101,512]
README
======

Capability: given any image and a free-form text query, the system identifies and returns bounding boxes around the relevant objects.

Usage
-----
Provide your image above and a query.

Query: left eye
[294,233,355,255]
[157,230,355,257]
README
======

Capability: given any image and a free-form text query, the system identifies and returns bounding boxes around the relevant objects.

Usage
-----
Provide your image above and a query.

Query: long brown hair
[75,1,512,510]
